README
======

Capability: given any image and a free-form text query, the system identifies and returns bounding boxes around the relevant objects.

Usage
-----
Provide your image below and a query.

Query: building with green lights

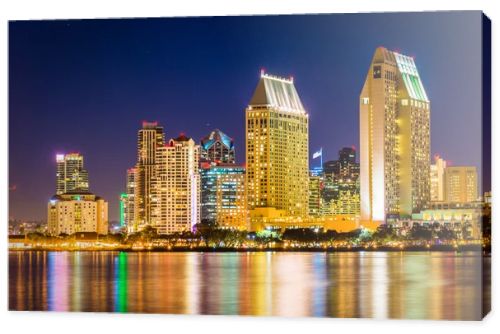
[119,193,128,227]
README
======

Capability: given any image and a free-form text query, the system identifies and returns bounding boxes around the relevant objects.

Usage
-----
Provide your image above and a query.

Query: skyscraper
[151,134,200,234]
[56,153,89,195]
[321,147,360,216]
[200,129,235,164]
[124,167,136,232]
[246,72,309,218]
[360,47,431,222]
[119,193,127,227]
[200,163,247,229]
[444,166,478,203]
[134,121,165,230]
[308,173,322,217]
[430,155,447,202]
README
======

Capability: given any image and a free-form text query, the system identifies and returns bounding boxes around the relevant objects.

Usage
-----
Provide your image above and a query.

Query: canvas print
[8,11,491,320]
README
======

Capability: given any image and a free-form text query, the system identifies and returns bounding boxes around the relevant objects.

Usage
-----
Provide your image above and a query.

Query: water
[9,251,489,320]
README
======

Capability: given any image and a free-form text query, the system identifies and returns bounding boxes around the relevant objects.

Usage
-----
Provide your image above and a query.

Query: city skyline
[9,12,487,221]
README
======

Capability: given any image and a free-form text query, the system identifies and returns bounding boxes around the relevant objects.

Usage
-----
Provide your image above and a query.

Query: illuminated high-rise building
[360,47,431,222]
[56,153,89,195]
[122,167,137,232]
[134,121,165,230]
[119,193,127,227]
[200,129,235,164]
[320,147,360,216]
[47,192,108,236]
[246,72,309,218]
[332,184,360,215]
[430,155,447,202]
[200,163,247,229]
[308,174,322,217]
[151,134,200,234]
[444,166,478,203]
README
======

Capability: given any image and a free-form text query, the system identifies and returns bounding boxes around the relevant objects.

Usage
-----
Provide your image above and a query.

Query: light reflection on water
[9,251,487,320]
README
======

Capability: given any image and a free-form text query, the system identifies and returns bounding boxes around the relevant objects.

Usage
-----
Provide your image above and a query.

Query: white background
[0,0,497,333]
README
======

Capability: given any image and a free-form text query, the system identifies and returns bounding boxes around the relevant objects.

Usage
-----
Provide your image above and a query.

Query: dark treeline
[18,219,485,250]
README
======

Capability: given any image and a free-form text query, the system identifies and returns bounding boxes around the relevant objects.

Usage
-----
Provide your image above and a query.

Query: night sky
[9,11,487,222]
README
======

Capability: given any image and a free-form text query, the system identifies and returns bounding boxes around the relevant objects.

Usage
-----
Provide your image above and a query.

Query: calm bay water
[9,251,488,320]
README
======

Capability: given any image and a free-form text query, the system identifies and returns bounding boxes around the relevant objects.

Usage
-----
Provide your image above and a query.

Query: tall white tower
[360,47,431,222]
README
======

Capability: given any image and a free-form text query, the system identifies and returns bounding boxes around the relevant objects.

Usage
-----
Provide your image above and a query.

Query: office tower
[321,147,360,216]
[201,129,235,164]
[430,155,447,202]
[360,47,431,221]
[339,147,356,164]
[338,147,359,178]
[246,71,309,218]
[200,163,247,229]
[323,160,338,176]
[323,148,359,178]
[125,168,137,232]
[135,121,165,230]
[321,159,339,216]
[308,174,322,217]
[444,166,478,203]
[119,193,127,227]
[56,153,89,195]
[151,134,200,234]
[47,192,108,235]
[333,181,360,215]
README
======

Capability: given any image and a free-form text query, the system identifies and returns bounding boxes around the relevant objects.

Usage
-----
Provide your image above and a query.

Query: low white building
[47,191,108,235]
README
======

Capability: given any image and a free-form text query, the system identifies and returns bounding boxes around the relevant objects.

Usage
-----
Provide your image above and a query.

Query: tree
[372,225,398,243]
[410,224,432,241]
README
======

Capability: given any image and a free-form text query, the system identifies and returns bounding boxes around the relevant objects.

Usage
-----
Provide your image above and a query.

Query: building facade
[134,121,165,230]
[119,193,127,227]
[200,129,235,164]
[124,167,137,232]
[430,155,447,202]
[151,134,200,234]
[321,147,360,216]
[200,163,247,229]
[246,72,309,218]
[444,166,478,203]
[308,174,322,217]
[56,153,89,195]
[360,47,431,222]
[47,192,108,236]
[126,168,136,231]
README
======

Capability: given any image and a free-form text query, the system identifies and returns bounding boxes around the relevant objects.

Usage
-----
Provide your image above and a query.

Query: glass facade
[200,164,246,229]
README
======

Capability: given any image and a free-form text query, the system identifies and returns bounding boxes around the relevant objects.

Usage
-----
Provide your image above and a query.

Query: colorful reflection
[48,252,69,311]
[8,251,486,320]
[114,252,128,312]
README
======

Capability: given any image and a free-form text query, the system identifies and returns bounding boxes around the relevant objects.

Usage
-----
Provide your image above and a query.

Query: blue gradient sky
[9,11,487,221]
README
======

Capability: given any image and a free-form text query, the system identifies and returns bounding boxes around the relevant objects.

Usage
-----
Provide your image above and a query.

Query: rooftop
[201,129,234,150]
[249,71,306,114]
[374,47,429,102]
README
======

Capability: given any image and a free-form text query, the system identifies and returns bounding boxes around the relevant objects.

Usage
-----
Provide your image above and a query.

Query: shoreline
[9,244,488,253]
